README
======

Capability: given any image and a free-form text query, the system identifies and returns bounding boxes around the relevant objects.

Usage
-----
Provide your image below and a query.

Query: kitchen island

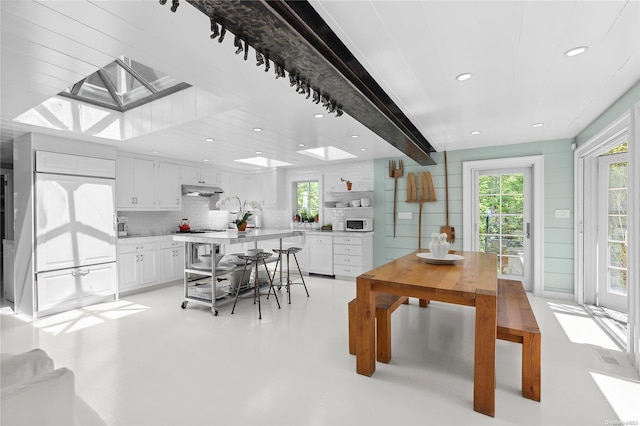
[173,229,303,315]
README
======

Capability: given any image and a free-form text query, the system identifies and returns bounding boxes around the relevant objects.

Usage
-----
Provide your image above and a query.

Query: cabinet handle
[176,198,179,204]
[135,197,138,204]
[136,254,139,262]
[71,269,90,277]
[131,197,135,204]
[140,254,144,262]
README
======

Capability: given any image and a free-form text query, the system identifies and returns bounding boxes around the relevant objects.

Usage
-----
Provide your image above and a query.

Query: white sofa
[1,349,106,426]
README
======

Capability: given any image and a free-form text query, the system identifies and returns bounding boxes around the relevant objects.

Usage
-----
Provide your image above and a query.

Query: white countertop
[172,229,304,244]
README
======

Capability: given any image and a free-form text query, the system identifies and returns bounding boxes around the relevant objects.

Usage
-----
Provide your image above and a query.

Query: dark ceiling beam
[183,0,436,165]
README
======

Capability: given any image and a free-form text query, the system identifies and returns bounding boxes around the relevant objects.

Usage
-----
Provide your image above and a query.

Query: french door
[597,152,628,313]
[475,168,533,290]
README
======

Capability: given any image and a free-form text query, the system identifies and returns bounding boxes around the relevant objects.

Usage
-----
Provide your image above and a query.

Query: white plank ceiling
[1,1,639,170]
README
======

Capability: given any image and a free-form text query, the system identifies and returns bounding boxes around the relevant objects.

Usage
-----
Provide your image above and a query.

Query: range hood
[181,184,224,197]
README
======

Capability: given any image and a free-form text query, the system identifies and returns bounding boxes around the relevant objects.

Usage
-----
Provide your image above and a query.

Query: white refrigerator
[35,153,117,314]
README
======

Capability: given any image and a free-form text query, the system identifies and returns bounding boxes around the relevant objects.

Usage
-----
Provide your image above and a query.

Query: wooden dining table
[355,250,498,417]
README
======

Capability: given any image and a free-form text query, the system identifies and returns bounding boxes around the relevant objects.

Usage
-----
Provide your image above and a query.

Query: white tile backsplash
[121,196,214,235]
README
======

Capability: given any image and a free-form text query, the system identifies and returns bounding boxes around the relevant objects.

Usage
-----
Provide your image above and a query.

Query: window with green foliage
[295,181,319,221]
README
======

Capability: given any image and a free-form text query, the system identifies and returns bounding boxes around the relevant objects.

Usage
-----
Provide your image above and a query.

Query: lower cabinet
[118,242,159,290]
[333,234,373,278]
[118,237,185,293]
[306,234,333,276]
[158,241,185,282]
[37,262,117,312]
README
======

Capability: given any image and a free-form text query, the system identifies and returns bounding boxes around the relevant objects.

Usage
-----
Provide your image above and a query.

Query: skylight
[297,146,357,161]
[59,57,190,112]
[234,157,293,168]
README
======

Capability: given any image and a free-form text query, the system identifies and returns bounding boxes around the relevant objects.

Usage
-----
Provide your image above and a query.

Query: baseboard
[542,290,575,301]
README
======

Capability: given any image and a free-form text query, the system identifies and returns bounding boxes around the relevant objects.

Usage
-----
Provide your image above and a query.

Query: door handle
[526,223,531,239]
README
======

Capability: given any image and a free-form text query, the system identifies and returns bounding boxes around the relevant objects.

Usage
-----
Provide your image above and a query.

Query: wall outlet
[398,212,412,220]
[555,209,571,219]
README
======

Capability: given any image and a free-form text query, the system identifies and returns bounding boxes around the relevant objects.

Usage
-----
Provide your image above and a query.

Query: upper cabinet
[116,156,155,210]
[155,161,182,210]
[116,155,181,211]
[181,165,219,186]
[246,169,285,209]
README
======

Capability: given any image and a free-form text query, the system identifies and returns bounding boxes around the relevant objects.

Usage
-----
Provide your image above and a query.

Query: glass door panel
[598,152,628,312]
[477,169,532,289]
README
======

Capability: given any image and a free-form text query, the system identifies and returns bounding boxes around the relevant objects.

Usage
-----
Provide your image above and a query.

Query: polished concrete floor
[2,276,639,425]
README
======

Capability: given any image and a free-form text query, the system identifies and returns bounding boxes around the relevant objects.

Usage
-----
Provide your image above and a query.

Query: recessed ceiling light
[298,144,305,147]
[203,159,210,162]
[456,73,472,81]
[151,150,159,154]
[532,123,544,128]
[255,151,262,154]
[314,113,324,118]
[205,138,214,142]
[351,134,359,138]
[470,131,481,135]
[564,46,588,57]
[360,148,366,151]
[253,127,263,132]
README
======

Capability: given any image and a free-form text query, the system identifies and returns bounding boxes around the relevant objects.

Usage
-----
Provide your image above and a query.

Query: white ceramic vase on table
[429,233,450,258]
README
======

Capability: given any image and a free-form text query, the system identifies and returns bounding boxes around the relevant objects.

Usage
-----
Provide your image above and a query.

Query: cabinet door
[157,248,174,282]
[133,159,155,209]
[200,167,219,185]
[181,165,201,185]
[156,162,181,210]
[118,251,140,289]
[173,248,185,280]
[139,249,158,285]
[307,236,333,275]
[116,156,136,208]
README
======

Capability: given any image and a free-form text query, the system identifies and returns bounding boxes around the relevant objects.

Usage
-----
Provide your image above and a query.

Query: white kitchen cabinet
[118,241,159,291]
[306,234,333,276]
[35,173,117,272]
[158,241,184,282]
[246,170,284,209]
[116,156,155,210]
[181,164,219,185]
[37,262,117,312]
[333,234,373,278]
[155,161,182,210]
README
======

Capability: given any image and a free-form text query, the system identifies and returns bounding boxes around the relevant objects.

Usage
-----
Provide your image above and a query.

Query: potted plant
[216,196,261,231]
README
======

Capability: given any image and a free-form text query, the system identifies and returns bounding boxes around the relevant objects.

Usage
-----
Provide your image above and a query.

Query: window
[294,181,319,222]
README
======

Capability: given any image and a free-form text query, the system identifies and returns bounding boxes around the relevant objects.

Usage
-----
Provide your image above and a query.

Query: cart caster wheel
[277,285,282,291]
[213,309,219,316]
[181,301,188,309]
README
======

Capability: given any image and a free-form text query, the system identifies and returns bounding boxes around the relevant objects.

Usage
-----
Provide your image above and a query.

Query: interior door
[597,152,628,313]
[474,168,533,290]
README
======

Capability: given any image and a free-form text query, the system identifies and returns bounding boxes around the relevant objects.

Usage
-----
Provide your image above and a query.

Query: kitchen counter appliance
[345,218,373,232]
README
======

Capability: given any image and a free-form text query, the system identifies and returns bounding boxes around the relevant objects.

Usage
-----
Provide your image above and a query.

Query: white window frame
[462,155,544,296]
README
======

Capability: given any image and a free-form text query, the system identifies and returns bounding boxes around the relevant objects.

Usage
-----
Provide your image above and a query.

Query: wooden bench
[497,279,541,402]
[348,295,428,363]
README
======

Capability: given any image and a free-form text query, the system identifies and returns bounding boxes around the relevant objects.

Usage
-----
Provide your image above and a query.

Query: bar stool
[231,251,280,319]
[270,247,309,304]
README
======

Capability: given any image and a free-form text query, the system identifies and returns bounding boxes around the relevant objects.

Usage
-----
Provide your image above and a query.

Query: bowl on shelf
[324,201,337,208]
[360,198,371,207]
[351,199,361,207]
[200,253,224,267]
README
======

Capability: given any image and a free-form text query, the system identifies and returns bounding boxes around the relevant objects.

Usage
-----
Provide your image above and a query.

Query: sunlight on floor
[32,300,148,335]
[548,302,620,351]
[590,371,640,422]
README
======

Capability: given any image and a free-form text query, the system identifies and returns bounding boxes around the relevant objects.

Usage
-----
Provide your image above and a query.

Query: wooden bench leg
[419,299,429,308]
[522,330,541,401]
[376,306,393,363]
[348,300,357,355]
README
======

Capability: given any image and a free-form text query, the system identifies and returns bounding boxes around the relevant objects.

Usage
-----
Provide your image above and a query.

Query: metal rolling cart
[174,230,303,316]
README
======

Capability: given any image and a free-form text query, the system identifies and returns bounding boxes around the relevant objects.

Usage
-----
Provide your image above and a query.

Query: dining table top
[360,250,497,301]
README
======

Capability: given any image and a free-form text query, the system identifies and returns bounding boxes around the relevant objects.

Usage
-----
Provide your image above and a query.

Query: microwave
[345,218,373,232]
